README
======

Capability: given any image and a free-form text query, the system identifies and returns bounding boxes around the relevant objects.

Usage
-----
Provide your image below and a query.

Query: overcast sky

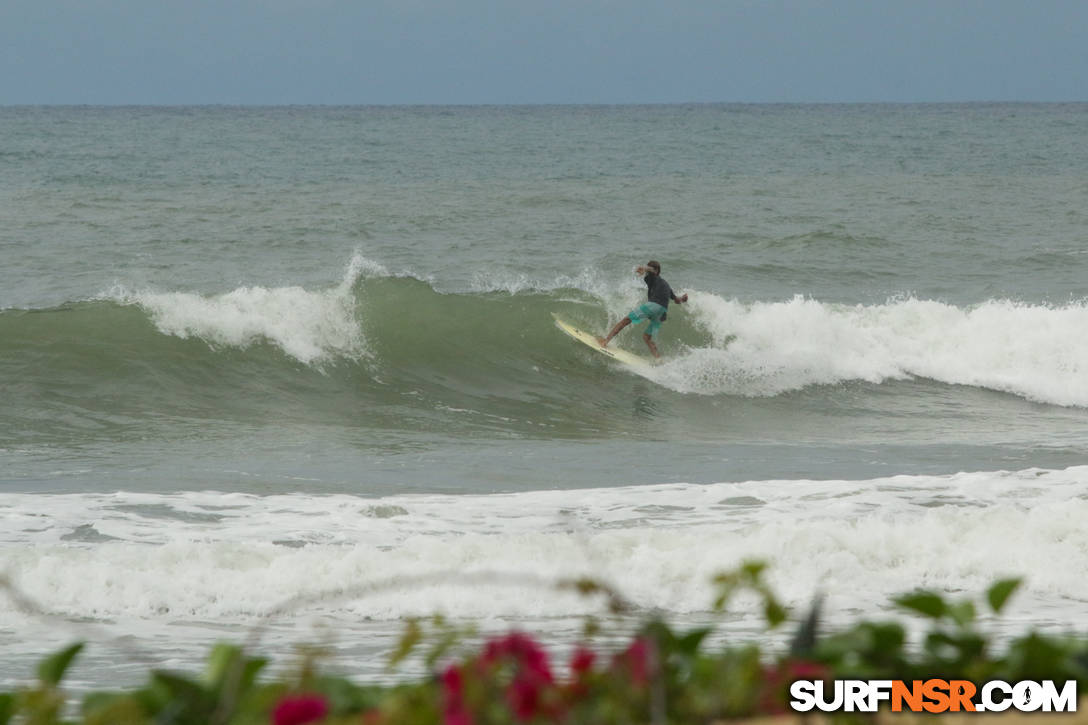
[2,0,1086,105]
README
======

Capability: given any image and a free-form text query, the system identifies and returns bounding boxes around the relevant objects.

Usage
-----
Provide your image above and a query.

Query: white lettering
[816,681,844,712]
[982,681,1012,712]
[845,681,868,712]
[1013,681,1043,712]
[789,681,817,712]
[868,680,893,711]
[791,679,1077,714]
[1043,681,1077,712]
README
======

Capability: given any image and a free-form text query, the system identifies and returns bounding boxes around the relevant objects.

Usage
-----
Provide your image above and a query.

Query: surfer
[598,260,688,359]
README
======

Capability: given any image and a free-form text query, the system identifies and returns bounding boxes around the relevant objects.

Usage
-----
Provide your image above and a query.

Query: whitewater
[5,466,1087,689]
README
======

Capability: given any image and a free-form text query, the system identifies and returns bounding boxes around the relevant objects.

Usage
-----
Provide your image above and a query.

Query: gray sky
[2,0,1086,105]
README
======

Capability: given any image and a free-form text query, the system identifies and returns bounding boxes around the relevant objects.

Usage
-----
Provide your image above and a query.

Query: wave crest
[107,253,375,365]
[7,257,1088,410]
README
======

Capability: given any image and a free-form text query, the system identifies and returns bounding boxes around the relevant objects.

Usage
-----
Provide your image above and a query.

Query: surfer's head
[646,260,661,276]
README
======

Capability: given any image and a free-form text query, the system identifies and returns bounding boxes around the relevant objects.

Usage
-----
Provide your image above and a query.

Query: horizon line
[2,99,1086,109]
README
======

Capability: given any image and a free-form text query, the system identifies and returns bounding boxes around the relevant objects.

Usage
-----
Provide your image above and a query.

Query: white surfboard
[553,314,655,370]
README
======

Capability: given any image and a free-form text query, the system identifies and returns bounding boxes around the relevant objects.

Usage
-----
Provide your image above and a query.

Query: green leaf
[152,671,209,701]
[948,599,977,628]
[675,628,712,657]
[0,693,15,725]
[740,560,768,581]
[81,692,148,725]
[204,642,243,690]
[987,578,1022,614]
[894,591,948,619]
[314,676,386,714]
[713,560,781,619]
[388,619,422,669]
[764,598,789,629]
[424,629,462,669]
[232,656,267,699]
[81,691,124,714]
[923,630,959,659]
[37,642,84,686]
[865,622,907,654]
[151,670,216,722]
[1005,632,1074,681]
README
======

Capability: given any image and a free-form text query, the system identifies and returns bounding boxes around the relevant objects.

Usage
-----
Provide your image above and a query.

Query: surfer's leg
[599,317,631,347]
[643,333,660,358]
[642,316,663,358]
[602,305,652,347]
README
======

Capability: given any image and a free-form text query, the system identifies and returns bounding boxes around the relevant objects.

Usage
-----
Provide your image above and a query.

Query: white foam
[652,294,1088,405]
[107,254,375,365]
[4,467,1088,629]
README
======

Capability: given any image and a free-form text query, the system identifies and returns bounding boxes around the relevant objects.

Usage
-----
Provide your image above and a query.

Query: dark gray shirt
[644,273,675,318]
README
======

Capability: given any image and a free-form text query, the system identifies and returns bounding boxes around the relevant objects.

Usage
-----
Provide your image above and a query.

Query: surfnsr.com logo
[790,679,1077,713]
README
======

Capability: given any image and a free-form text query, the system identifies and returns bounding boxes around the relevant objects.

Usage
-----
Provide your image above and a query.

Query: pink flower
[615,637,650,688]
[564,645,598,701]
[271,694,329,725]
[478,632,563,721]
[441,664,464,699]
[508,676,542,721]
[441,664,473,725]
[569,646,596,678]
[481,632,554,684]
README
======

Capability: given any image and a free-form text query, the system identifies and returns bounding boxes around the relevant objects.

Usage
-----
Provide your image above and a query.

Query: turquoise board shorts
[628,301,666,340]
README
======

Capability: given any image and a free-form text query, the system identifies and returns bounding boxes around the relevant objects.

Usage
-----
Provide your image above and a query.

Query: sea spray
[106,256,372,366]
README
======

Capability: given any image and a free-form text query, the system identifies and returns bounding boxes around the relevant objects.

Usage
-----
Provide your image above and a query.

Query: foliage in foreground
[4,563,1088,724]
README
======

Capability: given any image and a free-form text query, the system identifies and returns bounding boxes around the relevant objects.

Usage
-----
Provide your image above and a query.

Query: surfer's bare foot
[596,337,609,347]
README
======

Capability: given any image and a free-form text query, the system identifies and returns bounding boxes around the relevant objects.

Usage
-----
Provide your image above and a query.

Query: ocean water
[3,103,1088,689]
